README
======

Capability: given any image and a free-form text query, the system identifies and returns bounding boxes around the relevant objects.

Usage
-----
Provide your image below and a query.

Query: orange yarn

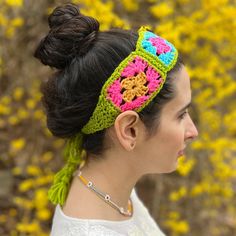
[121,72,149,102]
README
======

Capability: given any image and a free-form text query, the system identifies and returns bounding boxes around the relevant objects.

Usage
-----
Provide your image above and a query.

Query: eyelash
[179,110,188,120]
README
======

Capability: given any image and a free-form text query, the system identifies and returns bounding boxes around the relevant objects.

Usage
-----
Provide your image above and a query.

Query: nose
[185,117,198,141]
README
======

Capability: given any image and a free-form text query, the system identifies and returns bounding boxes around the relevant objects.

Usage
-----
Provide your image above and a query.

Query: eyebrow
[177,101,192,114]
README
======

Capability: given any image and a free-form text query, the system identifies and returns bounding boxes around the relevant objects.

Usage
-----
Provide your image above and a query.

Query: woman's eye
[179,110,188,120]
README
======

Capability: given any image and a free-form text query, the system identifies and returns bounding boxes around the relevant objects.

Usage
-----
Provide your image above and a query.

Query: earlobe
[114,111,140,151]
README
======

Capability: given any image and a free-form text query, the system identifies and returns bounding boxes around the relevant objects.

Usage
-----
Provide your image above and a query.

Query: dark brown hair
[34,3,184,156]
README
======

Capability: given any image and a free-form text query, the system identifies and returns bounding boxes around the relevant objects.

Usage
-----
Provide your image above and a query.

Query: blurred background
[0,0,236,235]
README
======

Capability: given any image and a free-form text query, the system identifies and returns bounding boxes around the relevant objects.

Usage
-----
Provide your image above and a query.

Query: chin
[150,167,177,174]
[162,163,179,174]
[163,168,177,174]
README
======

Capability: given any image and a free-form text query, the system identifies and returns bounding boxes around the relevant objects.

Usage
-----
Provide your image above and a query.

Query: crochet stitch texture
[82,26,178,134]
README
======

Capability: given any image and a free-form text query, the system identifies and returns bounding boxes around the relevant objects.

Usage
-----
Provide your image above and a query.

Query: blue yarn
[142,41,157,56]
[159,52,175,66]
[144,31,157,40]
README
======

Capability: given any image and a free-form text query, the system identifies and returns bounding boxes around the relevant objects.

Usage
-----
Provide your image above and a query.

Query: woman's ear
[114,111,140,151]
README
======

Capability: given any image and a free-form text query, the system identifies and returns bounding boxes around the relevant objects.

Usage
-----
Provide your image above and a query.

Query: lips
[178,150,184,156]
[177,146,186,157]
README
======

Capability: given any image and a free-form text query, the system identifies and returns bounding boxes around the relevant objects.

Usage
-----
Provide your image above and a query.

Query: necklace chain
[77,170,133,217]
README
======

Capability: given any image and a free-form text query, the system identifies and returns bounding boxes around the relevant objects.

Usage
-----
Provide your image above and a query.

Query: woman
[34,3,198,235]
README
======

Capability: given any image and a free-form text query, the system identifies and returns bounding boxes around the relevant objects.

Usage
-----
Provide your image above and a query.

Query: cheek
[154,129,184,172]
[141,120,186,173]
[161,125,183,144]
[153,125,184,156]
[142,121,185,156]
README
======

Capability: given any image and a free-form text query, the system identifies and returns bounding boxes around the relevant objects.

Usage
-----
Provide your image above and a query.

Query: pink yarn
[121,57,148,77]
[146,66,160,81]
[107,79,123,106]
[107,56,164,111]
[149,37,171,55]
[146,66,163,93]
[120,95,149,111]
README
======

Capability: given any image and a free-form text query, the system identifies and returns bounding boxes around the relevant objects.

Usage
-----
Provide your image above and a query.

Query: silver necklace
[77,170,133,217]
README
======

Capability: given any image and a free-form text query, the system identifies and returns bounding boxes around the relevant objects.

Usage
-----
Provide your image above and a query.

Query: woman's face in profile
[140,66,198,174]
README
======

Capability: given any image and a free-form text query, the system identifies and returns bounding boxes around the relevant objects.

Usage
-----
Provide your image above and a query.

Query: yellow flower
[17,109,28,119]
[26,98,36,109]
[6,0,23,7]
[34,189,48,208]
[0,104,11,115]
[16,221,40,233]
[10,229,18,236]
[8,116,19,125]
[33,92,42,102]
[12,167,22,175]
[36,209,51,221]
[13,197,33,209]
[9,208,17,217]
[19,179,34,192]
[147,0,156,3]
[169,192,179,202]
[47,7,54,15]
[53,139,65,148]
[0,13,7,27]
[6,27,15,38]
[121,0,139,12]
[168,211,180,220]
[177,156,196,176]
[177,0,190,3]
[1,95,11,105]
[190,184,204,196]
[165,218,189,234]
[0,215,7,223]
[121,72,148,102]
[76,0,129,30]
[33,110,44,120]
[10,138,26,151]
[13,87,24,101]
[26,165,42,176]
[150,2,173,19]
[11,17,24,27]
[221,186,234,198]
[191,140,204,150]
[176,220,189,234]
[42,151,53,163]
[169,186,187,201]
[202,0,229,10]
[35,175,53,187]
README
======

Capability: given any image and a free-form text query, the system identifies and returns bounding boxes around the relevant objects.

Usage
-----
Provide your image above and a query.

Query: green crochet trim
[48,132,85,206]
[82,26,178,134]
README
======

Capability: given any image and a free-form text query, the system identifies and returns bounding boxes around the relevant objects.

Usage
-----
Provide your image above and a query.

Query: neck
[63,148,143,220]
[78,150,141,208]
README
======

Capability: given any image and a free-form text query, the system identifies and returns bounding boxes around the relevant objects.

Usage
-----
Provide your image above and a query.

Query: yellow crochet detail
[121,72,149,102]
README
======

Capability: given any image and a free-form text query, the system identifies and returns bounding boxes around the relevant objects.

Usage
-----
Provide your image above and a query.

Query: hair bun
[34,3,100,69]
[48,3,81,29]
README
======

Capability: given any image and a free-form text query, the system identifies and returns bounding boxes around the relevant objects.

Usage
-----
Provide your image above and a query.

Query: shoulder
[50,204,128,236]
[88,225,124,236]
[51,217,124,236]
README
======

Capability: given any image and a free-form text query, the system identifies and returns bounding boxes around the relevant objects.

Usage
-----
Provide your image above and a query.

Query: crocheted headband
[48,26,178,206]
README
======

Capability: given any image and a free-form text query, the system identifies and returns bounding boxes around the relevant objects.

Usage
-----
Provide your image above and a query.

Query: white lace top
[50,188,166,236]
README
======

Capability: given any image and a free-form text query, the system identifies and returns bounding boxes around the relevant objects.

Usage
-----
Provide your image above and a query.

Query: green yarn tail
[48,132,84,206]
